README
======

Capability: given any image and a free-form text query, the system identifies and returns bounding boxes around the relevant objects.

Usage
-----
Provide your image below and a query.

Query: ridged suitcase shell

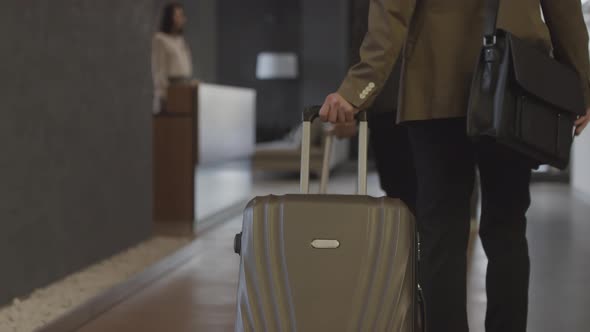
[235,194,417,332]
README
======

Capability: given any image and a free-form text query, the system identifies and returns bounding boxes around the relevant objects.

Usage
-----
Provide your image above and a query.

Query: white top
[151,32,193,113]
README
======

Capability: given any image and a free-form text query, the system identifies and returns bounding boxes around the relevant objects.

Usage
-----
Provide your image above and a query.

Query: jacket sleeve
[337,0,416,110]
[541,0,590,108]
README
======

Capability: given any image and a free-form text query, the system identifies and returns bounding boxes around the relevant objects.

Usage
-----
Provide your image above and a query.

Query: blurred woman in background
[152,2,193,114]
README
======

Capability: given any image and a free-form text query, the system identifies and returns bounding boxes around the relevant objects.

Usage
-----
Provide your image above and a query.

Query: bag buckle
[483,35,497,47]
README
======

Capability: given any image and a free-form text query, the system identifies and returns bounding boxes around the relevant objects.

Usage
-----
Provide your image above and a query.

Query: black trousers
[368,111,417,215]
[406,118,532,332]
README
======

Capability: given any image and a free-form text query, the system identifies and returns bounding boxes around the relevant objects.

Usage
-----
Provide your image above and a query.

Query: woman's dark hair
[160,2,184,34]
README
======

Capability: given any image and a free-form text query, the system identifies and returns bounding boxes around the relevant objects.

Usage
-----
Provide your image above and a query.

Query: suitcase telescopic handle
[300,106,368,195]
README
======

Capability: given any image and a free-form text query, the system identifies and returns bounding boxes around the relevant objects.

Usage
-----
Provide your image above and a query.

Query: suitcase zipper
[417,283,426,332]
[417,231,421,261]
[416,231,425,331]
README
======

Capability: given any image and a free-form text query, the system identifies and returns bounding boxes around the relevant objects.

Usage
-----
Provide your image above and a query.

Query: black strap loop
[483,0,500,44]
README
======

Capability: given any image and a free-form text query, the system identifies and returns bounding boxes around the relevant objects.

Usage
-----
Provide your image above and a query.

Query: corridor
[41,169,590,332]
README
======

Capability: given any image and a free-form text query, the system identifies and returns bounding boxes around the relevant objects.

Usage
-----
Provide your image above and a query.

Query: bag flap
[507,32,586,116]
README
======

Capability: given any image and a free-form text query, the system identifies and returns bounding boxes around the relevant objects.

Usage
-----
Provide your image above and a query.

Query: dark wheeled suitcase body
[234,107,424,332]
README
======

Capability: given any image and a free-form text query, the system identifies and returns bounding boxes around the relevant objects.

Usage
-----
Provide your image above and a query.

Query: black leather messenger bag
[467,0,586,169]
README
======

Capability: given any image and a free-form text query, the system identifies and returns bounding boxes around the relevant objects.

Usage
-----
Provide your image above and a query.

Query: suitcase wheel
[234,232,242,255]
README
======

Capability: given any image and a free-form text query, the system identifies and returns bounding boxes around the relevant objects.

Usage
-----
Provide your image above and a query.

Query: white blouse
[151,32,193,113]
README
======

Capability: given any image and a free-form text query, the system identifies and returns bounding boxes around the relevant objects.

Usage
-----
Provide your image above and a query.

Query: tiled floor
[73,165,590,332]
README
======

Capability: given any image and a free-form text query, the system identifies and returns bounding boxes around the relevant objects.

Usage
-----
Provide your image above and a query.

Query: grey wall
[300,0,352,156]
[214,0,351,141]
[301,0,350,107]
[0,1,154,305]
[349,0,370,66]
[217,0,302,142]
[188,0,218,83]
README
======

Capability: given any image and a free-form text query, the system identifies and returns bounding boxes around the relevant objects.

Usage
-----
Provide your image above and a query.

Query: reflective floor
[62,165,590,332]
[469,183,590,331]
[195,161,253,221]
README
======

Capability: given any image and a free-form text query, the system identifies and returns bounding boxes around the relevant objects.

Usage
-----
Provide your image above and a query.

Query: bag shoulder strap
[484,0,500,45]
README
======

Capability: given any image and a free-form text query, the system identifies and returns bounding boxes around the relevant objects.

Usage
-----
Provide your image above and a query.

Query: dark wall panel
[0,1,154,304]
[301,0,351,107]
[217,0,302,141]
[186,0,218,82]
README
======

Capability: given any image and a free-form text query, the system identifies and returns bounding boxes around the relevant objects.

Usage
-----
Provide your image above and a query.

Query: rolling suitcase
[234,107,424,332]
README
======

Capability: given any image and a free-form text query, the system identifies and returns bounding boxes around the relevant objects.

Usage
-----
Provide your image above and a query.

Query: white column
[572,134,590,201]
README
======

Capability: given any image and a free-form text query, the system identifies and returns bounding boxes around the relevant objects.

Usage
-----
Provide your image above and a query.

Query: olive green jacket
[338,0,590,122]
